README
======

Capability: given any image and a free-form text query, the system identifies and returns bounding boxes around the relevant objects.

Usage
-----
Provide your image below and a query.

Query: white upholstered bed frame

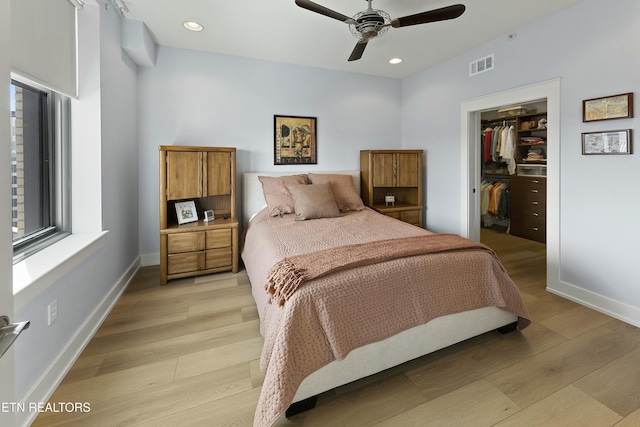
[241,171,517,410]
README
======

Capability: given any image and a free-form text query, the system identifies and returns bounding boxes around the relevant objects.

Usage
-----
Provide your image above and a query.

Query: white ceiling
[122,0,583,79]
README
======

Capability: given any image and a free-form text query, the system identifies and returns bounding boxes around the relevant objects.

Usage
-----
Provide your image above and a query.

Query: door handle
[0,315,31,359]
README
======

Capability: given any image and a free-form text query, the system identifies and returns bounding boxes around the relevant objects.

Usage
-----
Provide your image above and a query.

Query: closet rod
[482,118,516,125]
[483,173,511,182]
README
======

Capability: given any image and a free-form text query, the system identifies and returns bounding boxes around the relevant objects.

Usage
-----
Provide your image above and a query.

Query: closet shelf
[517,128,547,133]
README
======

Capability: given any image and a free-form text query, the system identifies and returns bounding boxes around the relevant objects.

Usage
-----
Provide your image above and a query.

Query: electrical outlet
[48,300,58,326]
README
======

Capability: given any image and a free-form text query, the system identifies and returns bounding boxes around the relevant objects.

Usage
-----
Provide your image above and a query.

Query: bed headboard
[241,170,361,227]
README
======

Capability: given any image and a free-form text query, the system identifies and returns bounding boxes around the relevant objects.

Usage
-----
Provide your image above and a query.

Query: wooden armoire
[158,146,238,285]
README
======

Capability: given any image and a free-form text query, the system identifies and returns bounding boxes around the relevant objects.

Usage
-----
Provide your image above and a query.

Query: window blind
[10,0,78,97]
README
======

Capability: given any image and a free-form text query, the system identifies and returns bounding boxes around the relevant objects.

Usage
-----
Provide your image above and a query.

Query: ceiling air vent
[469,54,494,77]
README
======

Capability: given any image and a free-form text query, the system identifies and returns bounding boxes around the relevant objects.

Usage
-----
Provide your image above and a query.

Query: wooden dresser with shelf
[511,112,547,243]
[360,149,423,228]
[159,146,238,285]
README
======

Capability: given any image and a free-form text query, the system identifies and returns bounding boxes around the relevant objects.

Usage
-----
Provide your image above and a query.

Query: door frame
[459,78,561,290]
[1,2,16,426]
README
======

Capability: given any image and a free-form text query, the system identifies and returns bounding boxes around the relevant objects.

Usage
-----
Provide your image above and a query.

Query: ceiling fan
[294,0,466,61]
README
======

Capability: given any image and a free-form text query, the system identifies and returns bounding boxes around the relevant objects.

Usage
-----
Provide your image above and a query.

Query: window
[11,79,71,262]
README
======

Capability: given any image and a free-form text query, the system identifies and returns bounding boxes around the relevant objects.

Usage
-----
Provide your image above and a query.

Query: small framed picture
[175,201,198,224]
[583,93,633,122]
[582,129,632,155]
[204,210,215,222]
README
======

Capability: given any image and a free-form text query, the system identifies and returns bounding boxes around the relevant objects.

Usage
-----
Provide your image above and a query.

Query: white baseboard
[140,252,159,266]
[16,257,141,427]
[547,280,640,328]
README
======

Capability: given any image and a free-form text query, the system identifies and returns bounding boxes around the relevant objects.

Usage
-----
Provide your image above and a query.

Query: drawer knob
[532,213,539,216]
[531,189,538,193]
[533,227,539,231]
[531,180,539,184]
[532,201,539,205]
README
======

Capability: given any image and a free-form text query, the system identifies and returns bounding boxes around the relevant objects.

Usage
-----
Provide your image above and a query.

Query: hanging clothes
[500,125,517,175]
[480,180,510,228]
[491,126,501,162]
[483,127,493,162]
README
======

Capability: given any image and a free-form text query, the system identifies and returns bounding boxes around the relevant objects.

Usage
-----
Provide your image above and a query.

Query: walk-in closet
[480,100,548,246]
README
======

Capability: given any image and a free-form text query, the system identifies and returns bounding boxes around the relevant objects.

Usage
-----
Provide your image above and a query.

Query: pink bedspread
[242,208,530,427]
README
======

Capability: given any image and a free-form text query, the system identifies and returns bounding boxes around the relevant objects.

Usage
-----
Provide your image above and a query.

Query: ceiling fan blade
[391,4,466,28]
[348,39,368,62]
[295,0,354,23]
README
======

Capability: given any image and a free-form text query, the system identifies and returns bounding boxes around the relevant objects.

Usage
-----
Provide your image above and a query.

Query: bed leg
[497,321,518,334]
[285,395,318,418]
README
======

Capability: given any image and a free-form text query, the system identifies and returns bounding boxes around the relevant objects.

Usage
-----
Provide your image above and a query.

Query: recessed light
[183,21,204,32]
[389,58,403,64]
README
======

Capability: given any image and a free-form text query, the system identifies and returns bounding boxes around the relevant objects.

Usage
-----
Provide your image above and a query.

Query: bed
[241,171,530,427]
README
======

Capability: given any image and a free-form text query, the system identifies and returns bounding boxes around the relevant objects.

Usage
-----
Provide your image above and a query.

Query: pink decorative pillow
[286,183,340,220]
[308,173,365,212]
[258,174,309,216]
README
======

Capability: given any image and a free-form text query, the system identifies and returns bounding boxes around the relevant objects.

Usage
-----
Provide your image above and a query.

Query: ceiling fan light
[183,21,204,32]
[389,58,403,64]
[349,8,390,40]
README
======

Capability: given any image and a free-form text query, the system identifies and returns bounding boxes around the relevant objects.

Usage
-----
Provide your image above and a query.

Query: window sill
[13,231,109,311]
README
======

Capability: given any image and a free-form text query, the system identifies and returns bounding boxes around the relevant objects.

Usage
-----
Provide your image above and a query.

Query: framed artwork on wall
[274,115,317,165]
[175,200,198,224]
[582,92,633,122]
[581,129,632,155]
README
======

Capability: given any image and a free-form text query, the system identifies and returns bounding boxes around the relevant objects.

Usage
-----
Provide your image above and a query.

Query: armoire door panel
[205,152,231,196]
[372,153,395,187]
[396,153,420,187]
[166,151,203,200]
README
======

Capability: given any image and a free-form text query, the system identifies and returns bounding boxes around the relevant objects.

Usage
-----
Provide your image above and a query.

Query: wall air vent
[469,54,494,77]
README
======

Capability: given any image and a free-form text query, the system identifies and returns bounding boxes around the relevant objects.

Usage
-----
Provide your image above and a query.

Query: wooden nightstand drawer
[400,210,420,226]
[166,233,233,275]
[206,229,231,249]
[381,209,422,226]
[206,248,232,269]
[168,232,205,254]
[168,251,205,275]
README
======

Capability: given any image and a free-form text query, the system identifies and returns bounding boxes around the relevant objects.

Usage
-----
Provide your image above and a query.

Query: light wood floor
[34,229,640,426]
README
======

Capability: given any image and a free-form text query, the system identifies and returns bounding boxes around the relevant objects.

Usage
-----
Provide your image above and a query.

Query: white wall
[137,48,402,257]
[401,0,640,323]
[12,1,140,419]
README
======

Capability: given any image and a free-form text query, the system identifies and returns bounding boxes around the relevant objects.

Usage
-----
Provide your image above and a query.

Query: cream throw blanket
[265,233,502,306]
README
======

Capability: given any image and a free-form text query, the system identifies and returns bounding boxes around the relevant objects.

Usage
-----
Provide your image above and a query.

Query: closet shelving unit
[514,112,548,172]
[510,112,547,243]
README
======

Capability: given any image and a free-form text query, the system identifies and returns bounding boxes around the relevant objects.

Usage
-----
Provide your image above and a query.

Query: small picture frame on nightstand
[204,210,215,222]
[175,201,198,225]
